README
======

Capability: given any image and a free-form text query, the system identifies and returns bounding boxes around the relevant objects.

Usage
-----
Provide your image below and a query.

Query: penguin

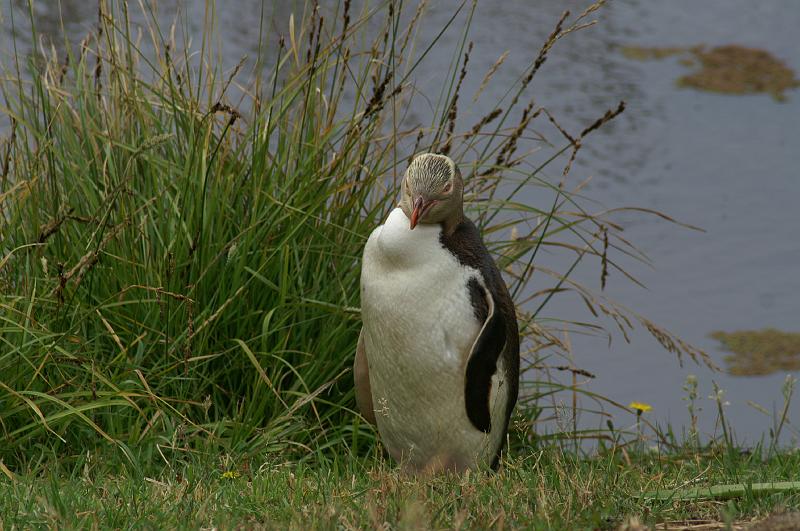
[354,153,520,472]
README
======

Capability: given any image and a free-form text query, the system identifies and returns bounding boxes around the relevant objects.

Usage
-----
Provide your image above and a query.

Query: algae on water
[621,46,690,61]
[711,328,800,376]
[621,44,800,101]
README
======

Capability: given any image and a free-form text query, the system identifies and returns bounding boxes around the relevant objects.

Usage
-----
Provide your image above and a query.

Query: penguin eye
[442,182,453,194]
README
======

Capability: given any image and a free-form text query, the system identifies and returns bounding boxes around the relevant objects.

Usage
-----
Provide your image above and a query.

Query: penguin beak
[409,196,434,230]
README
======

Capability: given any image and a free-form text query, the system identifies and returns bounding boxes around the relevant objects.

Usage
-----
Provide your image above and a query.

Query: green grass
[3,1,796,528]
[2,446,800,529]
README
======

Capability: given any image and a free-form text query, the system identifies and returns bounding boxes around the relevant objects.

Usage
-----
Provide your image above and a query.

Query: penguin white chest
[360,208,506,470]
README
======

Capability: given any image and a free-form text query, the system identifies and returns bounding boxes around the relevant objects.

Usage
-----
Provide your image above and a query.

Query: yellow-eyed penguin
[354,153,520,472]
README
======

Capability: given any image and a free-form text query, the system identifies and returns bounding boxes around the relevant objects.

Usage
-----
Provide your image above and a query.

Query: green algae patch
[622,44,800,101]
[620,45,691,61]
[711,328,800,376]
[680,45,800,101]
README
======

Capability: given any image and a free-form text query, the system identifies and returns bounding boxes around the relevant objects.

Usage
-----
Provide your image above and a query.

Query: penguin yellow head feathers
[400,153,464,231]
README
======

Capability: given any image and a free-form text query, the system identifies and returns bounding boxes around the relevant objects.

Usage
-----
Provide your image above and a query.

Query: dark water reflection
[2,0,799,444]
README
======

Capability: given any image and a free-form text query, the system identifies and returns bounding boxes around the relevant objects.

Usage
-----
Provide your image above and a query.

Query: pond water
[3,0,799,445]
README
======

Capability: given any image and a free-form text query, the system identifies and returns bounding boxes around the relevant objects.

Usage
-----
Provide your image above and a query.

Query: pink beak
[409,196,434,230]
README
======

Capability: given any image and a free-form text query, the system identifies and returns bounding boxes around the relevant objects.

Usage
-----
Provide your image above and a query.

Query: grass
[2,446,800,529]
[1,0,797,528]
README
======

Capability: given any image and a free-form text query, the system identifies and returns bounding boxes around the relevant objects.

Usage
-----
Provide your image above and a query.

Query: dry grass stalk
[1,118,16,186]
[399,0,428,59]
[493,101,540,170]
[509,9,570,111]
[473,50,509,103]
[440,41,473,156]
[465,108,502,140]
[37,208,74,243]
[600,225,609,290]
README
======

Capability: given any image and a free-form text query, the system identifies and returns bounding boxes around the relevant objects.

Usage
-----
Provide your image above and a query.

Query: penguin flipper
[354,327,377,425]
[464,278,506,434]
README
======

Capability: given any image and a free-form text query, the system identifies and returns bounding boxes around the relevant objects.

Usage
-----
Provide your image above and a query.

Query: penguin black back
[440,217,520,468]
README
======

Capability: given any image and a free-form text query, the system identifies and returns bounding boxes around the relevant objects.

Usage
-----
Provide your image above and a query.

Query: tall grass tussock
[0,0,709,471]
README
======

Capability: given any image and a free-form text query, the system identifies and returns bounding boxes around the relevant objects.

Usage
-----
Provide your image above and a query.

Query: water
[3,0,799,444]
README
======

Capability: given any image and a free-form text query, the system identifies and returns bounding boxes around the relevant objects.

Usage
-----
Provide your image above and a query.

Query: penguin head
[400,153,464,231]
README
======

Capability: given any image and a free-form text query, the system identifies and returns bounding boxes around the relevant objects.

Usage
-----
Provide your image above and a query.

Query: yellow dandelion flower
[221,470,240,479]
[628,401,652,413]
